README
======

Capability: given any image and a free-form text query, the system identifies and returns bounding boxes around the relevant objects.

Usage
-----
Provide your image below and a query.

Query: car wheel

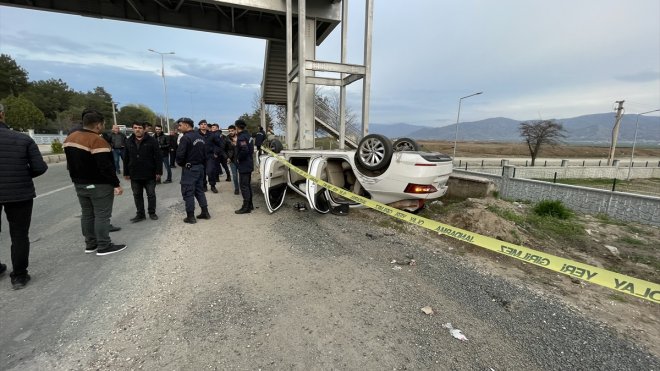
[269,139,283,153]
[355,134,393,171]
[393,137,420,152]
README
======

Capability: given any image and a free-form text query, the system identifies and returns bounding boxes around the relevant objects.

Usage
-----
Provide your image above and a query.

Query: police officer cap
[176,117,194,126]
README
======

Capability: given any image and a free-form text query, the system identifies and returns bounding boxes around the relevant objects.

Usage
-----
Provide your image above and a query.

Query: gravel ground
[4,181,659,370]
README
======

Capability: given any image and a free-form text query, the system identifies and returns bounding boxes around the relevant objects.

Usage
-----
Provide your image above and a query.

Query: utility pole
[607,100,625,166]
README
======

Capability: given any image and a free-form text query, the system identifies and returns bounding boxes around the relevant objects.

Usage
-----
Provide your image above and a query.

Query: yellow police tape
[262,147,660,303]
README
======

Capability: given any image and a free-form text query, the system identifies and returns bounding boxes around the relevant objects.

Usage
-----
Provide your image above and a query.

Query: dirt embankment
[412,197,660,355]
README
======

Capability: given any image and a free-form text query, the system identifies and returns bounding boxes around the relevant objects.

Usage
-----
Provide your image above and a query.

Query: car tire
[269,139,283,153]
[355,134,393,171]
[392,137,420,152]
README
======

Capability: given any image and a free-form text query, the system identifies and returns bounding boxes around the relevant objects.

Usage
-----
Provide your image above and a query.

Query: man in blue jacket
[234,119,254,214]
[176,117,210,223]
[0,103,48,289]
[124,122,163,222]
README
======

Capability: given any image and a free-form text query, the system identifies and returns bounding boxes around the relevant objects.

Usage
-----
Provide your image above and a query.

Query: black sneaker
[85,245,97,254]
[130,215,146,223]
[11,274,31,290]
[211,186,218,193]
[234,189,240,195]
[0,263,6,276]
[163,179,172,184]
[109,225,121,232]
[149,213,159,220]
[96,244,127,256]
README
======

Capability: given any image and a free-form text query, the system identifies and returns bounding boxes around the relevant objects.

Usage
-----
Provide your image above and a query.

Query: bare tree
[519,120,566,166]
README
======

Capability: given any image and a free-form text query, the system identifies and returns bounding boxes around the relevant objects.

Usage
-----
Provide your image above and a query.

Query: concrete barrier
[446,173,496,199]
[43,154,66,163]
[453,168,660,226]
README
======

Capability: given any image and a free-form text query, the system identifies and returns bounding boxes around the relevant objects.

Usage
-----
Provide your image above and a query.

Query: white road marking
[36,184,74,199]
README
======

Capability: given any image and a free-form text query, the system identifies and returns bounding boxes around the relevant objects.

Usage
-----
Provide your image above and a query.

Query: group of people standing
[0,106,257,290]
[175,117,255,222]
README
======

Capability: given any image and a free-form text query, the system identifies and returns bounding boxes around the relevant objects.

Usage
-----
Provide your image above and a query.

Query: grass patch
[626,225,649,235]
[533,200,573,219]
[486,205,525,224]
[627,254,660,271]
[487,202,585,244]
[526,214,585,243]
[617,236,645,246]
[426,198,463,216]
[595,213,626,226]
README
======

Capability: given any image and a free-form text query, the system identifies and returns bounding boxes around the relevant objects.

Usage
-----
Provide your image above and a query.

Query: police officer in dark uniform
[175,117,210,223]
[197,119,223,193]
[234,119,254,214]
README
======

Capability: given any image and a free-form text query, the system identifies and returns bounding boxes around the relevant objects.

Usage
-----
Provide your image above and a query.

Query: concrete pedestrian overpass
[0,0,374,149]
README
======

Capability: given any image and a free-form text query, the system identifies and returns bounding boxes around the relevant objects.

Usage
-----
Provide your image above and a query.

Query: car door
[260,156,288,213]
[306,156,331,214]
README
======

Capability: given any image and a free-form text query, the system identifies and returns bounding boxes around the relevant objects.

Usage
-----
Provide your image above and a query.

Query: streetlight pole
[148,48,175,134]
[453,91,483,159]
[627,109,660,180]
[111,101,119,127]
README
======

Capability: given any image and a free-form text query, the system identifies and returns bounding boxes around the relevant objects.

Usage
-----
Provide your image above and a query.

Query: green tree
[117,104,156,125]
[0,54,29,98]
[236,109,272,135]
[23,78,74,120]
[0,95,46,131]
[69,87,114,120]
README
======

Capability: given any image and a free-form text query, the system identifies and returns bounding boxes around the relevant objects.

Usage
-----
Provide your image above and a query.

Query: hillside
[370,113,660,144]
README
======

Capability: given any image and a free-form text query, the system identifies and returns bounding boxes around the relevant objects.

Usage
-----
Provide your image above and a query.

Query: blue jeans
[112,148,124,174]
[230,162,239,192]
[161,155,172,181]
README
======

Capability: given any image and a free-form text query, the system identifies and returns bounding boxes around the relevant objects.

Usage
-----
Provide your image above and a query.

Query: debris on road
[442,323,468,341]
[421,306,434,315]
[390,254,416,266]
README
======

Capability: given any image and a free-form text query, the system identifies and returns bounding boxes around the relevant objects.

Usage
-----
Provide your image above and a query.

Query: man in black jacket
[168,128,179,168]
[197,119,222,193]
[154,124,172,183]
[64,110,127,256]
[234,119,254,214]
[0,103,48,289]
[124,122,163,222]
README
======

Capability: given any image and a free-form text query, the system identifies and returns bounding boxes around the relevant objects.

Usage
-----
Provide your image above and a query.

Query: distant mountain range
[369,113,660,144]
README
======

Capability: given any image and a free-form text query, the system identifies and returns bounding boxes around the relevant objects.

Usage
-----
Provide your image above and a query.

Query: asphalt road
[0,162,183,368]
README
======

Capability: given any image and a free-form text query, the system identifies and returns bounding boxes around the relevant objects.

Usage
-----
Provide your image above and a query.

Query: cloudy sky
[0,0,658,128]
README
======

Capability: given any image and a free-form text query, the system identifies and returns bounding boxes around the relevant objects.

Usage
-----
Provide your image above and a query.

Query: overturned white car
[259,134,453,214]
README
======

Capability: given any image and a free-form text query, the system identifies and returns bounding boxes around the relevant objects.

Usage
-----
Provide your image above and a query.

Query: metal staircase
[262,40,360,149]
[313,98,360,148]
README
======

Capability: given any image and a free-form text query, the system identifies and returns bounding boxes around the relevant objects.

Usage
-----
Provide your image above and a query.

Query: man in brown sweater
[64,110,127,256]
